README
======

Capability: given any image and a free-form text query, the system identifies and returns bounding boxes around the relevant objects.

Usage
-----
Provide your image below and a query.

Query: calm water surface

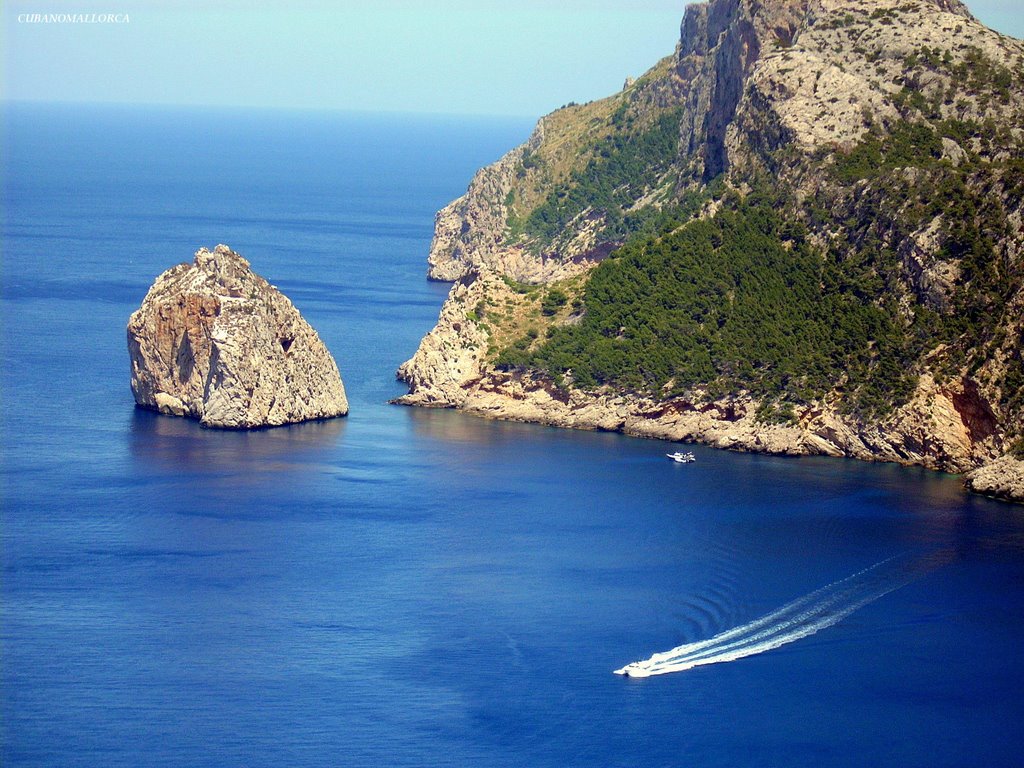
[3,103,1023,767]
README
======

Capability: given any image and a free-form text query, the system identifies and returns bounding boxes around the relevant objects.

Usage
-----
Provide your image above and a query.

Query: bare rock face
[395,269,492,406]
[426,122,548,283]
[964,456,1024,505]
[127,245,348,428]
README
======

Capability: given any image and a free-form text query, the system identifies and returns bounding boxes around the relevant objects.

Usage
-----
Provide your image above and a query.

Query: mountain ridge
[397,0,1024,503]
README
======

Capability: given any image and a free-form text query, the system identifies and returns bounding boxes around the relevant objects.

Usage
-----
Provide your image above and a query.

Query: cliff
[128,245,349,428]
[399,0,1024,502]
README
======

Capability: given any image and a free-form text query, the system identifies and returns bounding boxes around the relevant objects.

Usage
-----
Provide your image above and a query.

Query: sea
[2,102,1023,767]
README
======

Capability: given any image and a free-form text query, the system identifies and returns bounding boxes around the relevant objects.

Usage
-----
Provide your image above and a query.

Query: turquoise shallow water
[2,102,1024,767]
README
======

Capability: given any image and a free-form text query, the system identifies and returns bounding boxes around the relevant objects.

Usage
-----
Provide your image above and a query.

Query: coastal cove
[3,103,1024,767]
[398,0,1024,501]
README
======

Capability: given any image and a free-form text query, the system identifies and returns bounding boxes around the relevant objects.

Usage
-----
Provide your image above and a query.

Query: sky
[1,0,1021,117]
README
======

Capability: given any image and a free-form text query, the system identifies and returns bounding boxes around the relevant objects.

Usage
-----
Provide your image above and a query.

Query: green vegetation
[465,300,487,324]
[601,191,706,243]
[1000,352,1024,435]
[832,121,943,182]
[488,38,1024,437]
[829,119,1022,403]
[540,288,568,316]
[494,99,1024,424]
[957,46,1015,105]
[521,107,684,247]
[500,192,923,417]
[501,275,538,295]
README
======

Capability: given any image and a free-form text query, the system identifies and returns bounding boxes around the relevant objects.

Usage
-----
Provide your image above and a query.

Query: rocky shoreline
[394,267,1022,504]
[396,366,1024,504]
[395,0,1024,505]
[964,456,1024,505]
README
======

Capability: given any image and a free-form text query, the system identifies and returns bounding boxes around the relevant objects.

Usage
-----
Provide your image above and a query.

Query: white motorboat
[614,663,652,678]
[666,451,695,463]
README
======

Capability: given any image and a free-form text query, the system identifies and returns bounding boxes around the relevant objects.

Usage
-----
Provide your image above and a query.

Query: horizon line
[0,96,543,122]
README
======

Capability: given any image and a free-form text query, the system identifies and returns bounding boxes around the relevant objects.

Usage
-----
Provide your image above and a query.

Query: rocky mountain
[128,245,348,428]
[397,0,1024,502]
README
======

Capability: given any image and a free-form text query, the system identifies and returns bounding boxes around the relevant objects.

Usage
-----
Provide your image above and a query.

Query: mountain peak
[400,0,1024,498]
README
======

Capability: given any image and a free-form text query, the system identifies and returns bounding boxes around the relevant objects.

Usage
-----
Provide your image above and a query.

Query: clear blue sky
[2,1,1020,117]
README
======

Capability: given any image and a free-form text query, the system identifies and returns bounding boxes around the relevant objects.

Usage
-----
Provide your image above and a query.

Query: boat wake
[614,550,951,678]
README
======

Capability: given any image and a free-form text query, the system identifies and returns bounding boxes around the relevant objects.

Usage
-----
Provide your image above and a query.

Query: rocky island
[397,0,1024,503]
[128,244,348,428]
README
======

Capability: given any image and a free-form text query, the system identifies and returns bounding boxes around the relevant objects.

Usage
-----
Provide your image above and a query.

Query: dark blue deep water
[3,103,1024,767]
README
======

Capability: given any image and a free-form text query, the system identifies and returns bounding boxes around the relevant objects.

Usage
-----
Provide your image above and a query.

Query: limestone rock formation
[424,0,1022,282]
[964,456,1024,504]
[398,0,1024,502]
[427,122,556,283]
[128,245,348,428]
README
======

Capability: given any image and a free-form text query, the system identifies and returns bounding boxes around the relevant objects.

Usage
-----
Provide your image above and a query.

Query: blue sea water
[2,102,1024,767]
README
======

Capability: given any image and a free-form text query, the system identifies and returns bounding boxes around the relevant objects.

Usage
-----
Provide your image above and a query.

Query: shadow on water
[128,407,346,475]
[404,406,562,447]
[403,403,667,454]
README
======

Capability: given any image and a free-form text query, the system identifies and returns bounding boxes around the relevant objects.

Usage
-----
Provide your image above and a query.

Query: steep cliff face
[675,0,776,180]
[430,0,1018,275]
[128,245,349,428]
[427,124,545,282]
[426,53,689,283]
[399,0,1024,502]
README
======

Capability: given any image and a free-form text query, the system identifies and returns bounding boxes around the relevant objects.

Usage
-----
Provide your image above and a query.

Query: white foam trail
[615,550,950,677]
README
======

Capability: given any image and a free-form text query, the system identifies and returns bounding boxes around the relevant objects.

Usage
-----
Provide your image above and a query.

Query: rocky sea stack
[128,244,348,428]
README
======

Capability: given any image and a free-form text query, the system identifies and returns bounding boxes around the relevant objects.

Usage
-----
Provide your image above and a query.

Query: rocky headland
[964,455,1024,504]
[396,267,1007,474]
[398,0,1024,503]
[128,244,348,428]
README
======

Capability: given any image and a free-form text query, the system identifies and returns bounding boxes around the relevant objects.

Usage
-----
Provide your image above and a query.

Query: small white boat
[666,451,695,463]
[614,663,652,678]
